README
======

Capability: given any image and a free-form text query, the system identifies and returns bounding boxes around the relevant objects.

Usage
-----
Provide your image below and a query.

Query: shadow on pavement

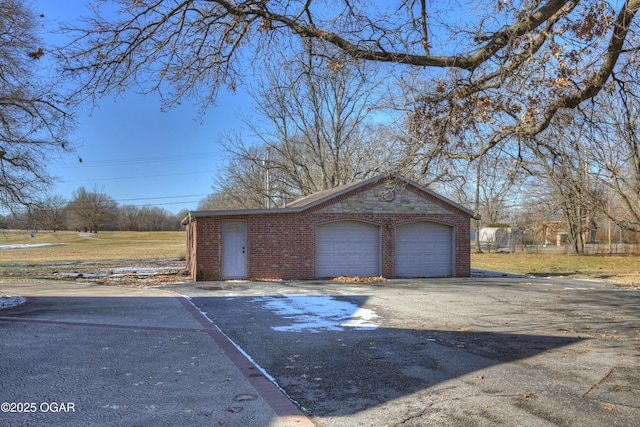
[190,294,582,417]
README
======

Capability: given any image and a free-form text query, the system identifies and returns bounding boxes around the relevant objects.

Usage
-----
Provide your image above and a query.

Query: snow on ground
[0,294,26,310]
[0,243,61,250]
[53,265,184,280]
[250,295,380,333]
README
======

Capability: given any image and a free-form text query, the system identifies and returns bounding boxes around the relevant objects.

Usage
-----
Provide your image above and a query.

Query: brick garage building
[184,174,476,281]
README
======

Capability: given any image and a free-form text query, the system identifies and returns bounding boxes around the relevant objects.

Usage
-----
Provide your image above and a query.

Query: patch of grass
[0,230,185,264]
[472,252,640,286]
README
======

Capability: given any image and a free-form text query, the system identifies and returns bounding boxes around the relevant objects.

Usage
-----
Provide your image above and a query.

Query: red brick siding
[188,212,471,281]
[187,217,223,280]
[247,214,314,280]
[185,221,196,276]
[187,177,473,281]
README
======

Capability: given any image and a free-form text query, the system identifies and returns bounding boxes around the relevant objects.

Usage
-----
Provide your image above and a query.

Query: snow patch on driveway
[0,294,26,309]
[251,296,379,333]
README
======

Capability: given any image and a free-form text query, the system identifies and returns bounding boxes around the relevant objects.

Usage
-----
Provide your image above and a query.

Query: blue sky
[36,0,251,214]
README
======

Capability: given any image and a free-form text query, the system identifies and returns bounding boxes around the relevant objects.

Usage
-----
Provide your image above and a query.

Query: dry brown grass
[472,252,640,286]
[0,230,184,263]
[0,230,187,285]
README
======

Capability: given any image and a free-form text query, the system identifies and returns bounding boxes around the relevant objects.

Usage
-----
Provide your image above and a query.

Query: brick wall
[247,213,314,279]
[187,178,473,281]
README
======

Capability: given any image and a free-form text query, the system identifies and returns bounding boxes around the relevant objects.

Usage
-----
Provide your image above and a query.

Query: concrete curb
[173,294,316,427]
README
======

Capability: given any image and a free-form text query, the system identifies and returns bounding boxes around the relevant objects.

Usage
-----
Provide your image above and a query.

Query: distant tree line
[0,187,186,232]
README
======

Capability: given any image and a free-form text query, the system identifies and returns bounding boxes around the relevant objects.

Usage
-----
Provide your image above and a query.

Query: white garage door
[316,221,380,277]
[396,222,453,277]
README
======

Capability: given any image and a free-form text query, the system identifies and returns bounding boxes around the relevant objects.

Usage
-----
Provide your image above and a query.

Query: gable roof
[185,174,476,222]
[285,178,372,208]
[286,174,476,216]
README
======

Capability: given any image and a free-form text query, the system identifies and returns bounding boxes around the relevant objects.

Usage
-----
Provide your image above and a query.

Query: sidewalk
[0,282,313,427]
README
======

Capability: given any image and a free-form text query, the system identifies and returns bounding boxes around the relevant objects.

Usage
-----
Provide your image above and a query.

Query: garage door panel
[396,222,453,278]
[316,221,380,277]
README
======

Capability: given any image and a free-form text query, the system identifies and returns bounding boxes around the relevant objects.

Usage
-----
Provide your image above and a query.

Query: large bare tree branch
[523,0,640,136]
[61,1,610,98]
[0,0,74,211]
[59,0,640,177]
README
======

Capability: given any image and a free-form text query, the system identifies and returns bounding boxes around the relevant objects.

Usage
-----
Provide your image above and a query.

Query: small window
[225,223,242,232]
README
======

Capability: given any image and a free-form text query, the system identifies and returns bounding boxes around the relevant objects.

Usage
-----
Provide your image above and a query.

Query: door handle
[242,247,245,254]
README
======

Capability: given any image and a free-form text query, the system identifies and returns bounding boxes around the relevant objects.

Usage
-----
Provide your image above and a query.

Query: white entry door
[222,221,247,279]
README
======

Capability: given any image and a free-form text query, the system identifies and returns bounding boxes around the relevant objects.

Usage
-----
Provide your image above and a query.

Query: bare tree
[117,205,142,231]
[509,69,640,250]
[585,77,640,233]
[138,206,173,231]
[512,185,565,248]
[477,154,529,225]
[117,204,183,230]
[524,122,605,254]
[198,191,252,211]
[206,142,277,209]
[216,41,391,206]
[30,194,68,231]
[59,1,640,160]
[0,0,74,211]
[66,186,118,233]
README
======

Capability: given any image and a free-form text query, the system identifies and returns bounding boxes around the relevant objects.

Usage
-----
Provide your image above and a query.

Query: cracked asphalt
[167,276,640,426]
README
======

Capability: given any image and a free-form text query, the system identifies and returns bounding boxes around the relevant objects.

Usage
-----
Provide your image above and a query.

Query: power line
[51,152,219,169]
[116,194,209,202]
[127,200,202,208]
[62,170,213,183]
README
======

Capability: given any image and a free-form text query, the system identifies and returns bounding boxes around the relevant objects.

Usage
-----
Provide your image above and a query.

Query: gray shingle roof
[185,174,476,222]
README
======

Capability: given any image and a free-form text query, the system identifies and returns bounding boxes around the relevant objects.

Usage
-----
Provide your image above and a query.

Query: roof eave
[187,207,302,220]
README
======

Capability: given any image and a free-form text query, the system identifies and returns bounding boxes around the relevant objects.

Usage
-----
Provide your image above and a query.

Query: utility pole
[608,186,612,254]
[264,148,271,208]
[475,157,483,253]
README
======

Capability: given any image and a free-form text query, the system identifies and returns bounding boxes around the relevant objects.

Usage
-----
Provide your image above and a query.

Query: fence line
[473,242,640,255]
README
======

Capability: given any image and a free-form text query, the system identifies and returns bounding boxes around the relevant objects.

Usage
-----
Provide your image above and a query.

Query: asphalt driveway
[168,276,640,426]
[2,277,638,426]
[0,282,310,427]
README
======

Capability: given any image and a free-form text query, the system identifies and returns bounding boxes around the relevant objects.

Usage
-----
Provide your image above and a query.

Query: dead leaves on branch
[60,0,638,163]
[564,1,614,43]
[406,0,626,156]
